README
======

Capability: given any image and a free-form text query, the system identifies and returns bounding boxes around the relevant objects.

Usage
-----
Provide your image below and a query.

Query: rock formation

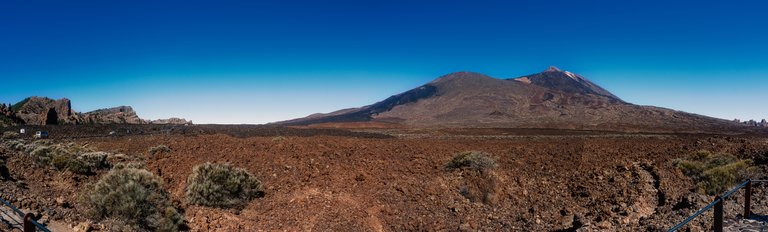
[80,106,146,124]
[150,118,192,125]
[0,97,191,126]
[11,97,78,125]
[734,118,768,127]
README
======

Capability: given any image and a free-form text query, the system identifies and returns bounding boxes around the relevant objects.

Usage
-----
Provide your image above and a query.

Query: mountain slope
[277,67,748,133]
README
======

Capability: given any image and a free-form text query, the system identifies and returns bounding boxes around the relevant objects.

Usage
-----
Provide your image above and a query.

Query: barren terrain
[2,125,768,231]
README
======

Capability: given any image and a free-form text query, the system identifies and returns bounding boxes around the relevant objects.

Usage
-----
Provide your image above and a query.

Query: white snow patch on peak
[564,71,580,80]
[515,77,532,84]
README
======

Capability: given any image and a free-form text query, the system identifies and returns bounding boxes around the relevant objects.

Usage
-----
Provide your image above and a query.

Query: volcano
[277,67,748,133]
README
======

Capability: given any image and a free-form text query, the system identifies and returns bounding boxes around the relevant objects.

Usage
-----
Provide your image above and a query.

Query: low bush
[50,153,71,170]
[67,159,91,175]
[674,150,755,195]
[80,167,183,231]
[31,146,57,165]
[149,145,172,155]
[2,139,24,151]
[113,162,147,170]
[186,162,263,208]
[445,151,497,171]
[48,152,90,174]
[64,142,94,155]
[24,140,52,154]
[32,144,108,174]
[2,131,19,139]
[80,152,110,170]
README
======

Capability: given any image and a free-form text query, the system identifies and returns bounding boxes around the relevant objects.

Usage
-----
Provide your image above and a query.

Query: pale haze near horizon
[1,1,766,124]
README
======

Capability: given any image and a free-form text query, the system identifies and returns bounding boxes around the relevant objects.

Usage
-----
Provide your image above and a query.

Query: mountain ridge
[276,67,754,133]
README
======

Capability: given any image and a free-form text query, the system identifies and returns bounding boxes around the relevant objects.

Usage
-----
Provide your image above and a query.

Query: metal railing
[0,196,50,232]
[668,179,765,232]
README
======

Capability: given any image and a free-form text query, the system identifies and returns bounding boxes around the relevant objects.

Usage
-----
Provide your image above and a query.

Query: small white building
[19,128,25,134]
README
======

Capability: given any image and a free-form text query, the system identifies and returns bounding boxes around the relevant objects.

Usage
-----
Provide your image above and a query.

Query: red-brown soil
[2,126,768,231]
[83,130,768,231]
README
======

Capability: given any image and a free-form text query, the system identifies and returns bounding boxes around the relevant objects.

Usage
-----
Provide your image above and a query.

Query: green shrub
[80,167,183,231]
[31,145,73,165]
[23,143,38,154]
[2,131,19,139]
[67,159,91,175]
[48,152,92,174]
[11,141,24,151]
[674,151,754,195]
[113,162,147,170]
[80,152,110,170]
[186,162,263,208]
[50,153,71,170]
[64,142,94,155]
[149,145,172,155]
[31,146,55,164]
[445,151,497,171]
[2,139,24,151]
[24,140,52,154]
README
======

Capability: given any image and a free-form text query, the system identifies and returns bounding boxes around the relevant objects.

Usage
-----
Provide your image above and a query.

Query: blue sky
[1,0,766,124]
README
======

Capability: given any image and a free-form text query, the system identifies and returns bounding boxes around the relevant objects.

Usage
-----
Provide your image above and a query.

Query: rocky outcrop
[734,119,768,127]
[150,118,192,125]
[80,106,146,124]
[11,97,78,125]
[0,103,17,126]
[0,97,186,126]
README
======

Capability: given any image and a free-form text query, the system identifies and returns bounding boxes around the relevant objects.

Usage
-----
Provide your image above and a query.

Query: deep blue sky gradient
[1,0,766,123]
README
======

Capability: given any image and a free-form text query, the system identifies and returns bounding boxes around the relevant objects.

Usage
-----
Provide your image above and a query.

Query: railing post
[23,213,35,232]
[714,196,723,232]
[745,179,752,219]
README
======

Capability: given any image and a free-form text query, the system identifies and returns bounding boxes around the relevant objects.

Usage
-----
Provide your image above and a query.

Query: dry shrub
[31,146,60,165]
[186,162,263,208]
[149,145,171,155]
[113,162,148,170]
[80,152,110,170]
[80,167,183,231]
[445,151,497,171]
[674,150,755,195]
[24,140,53,153]
[33,145,107,175]
[2,139,24,151]
[50,153,90,174]
[2,131,19,139]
